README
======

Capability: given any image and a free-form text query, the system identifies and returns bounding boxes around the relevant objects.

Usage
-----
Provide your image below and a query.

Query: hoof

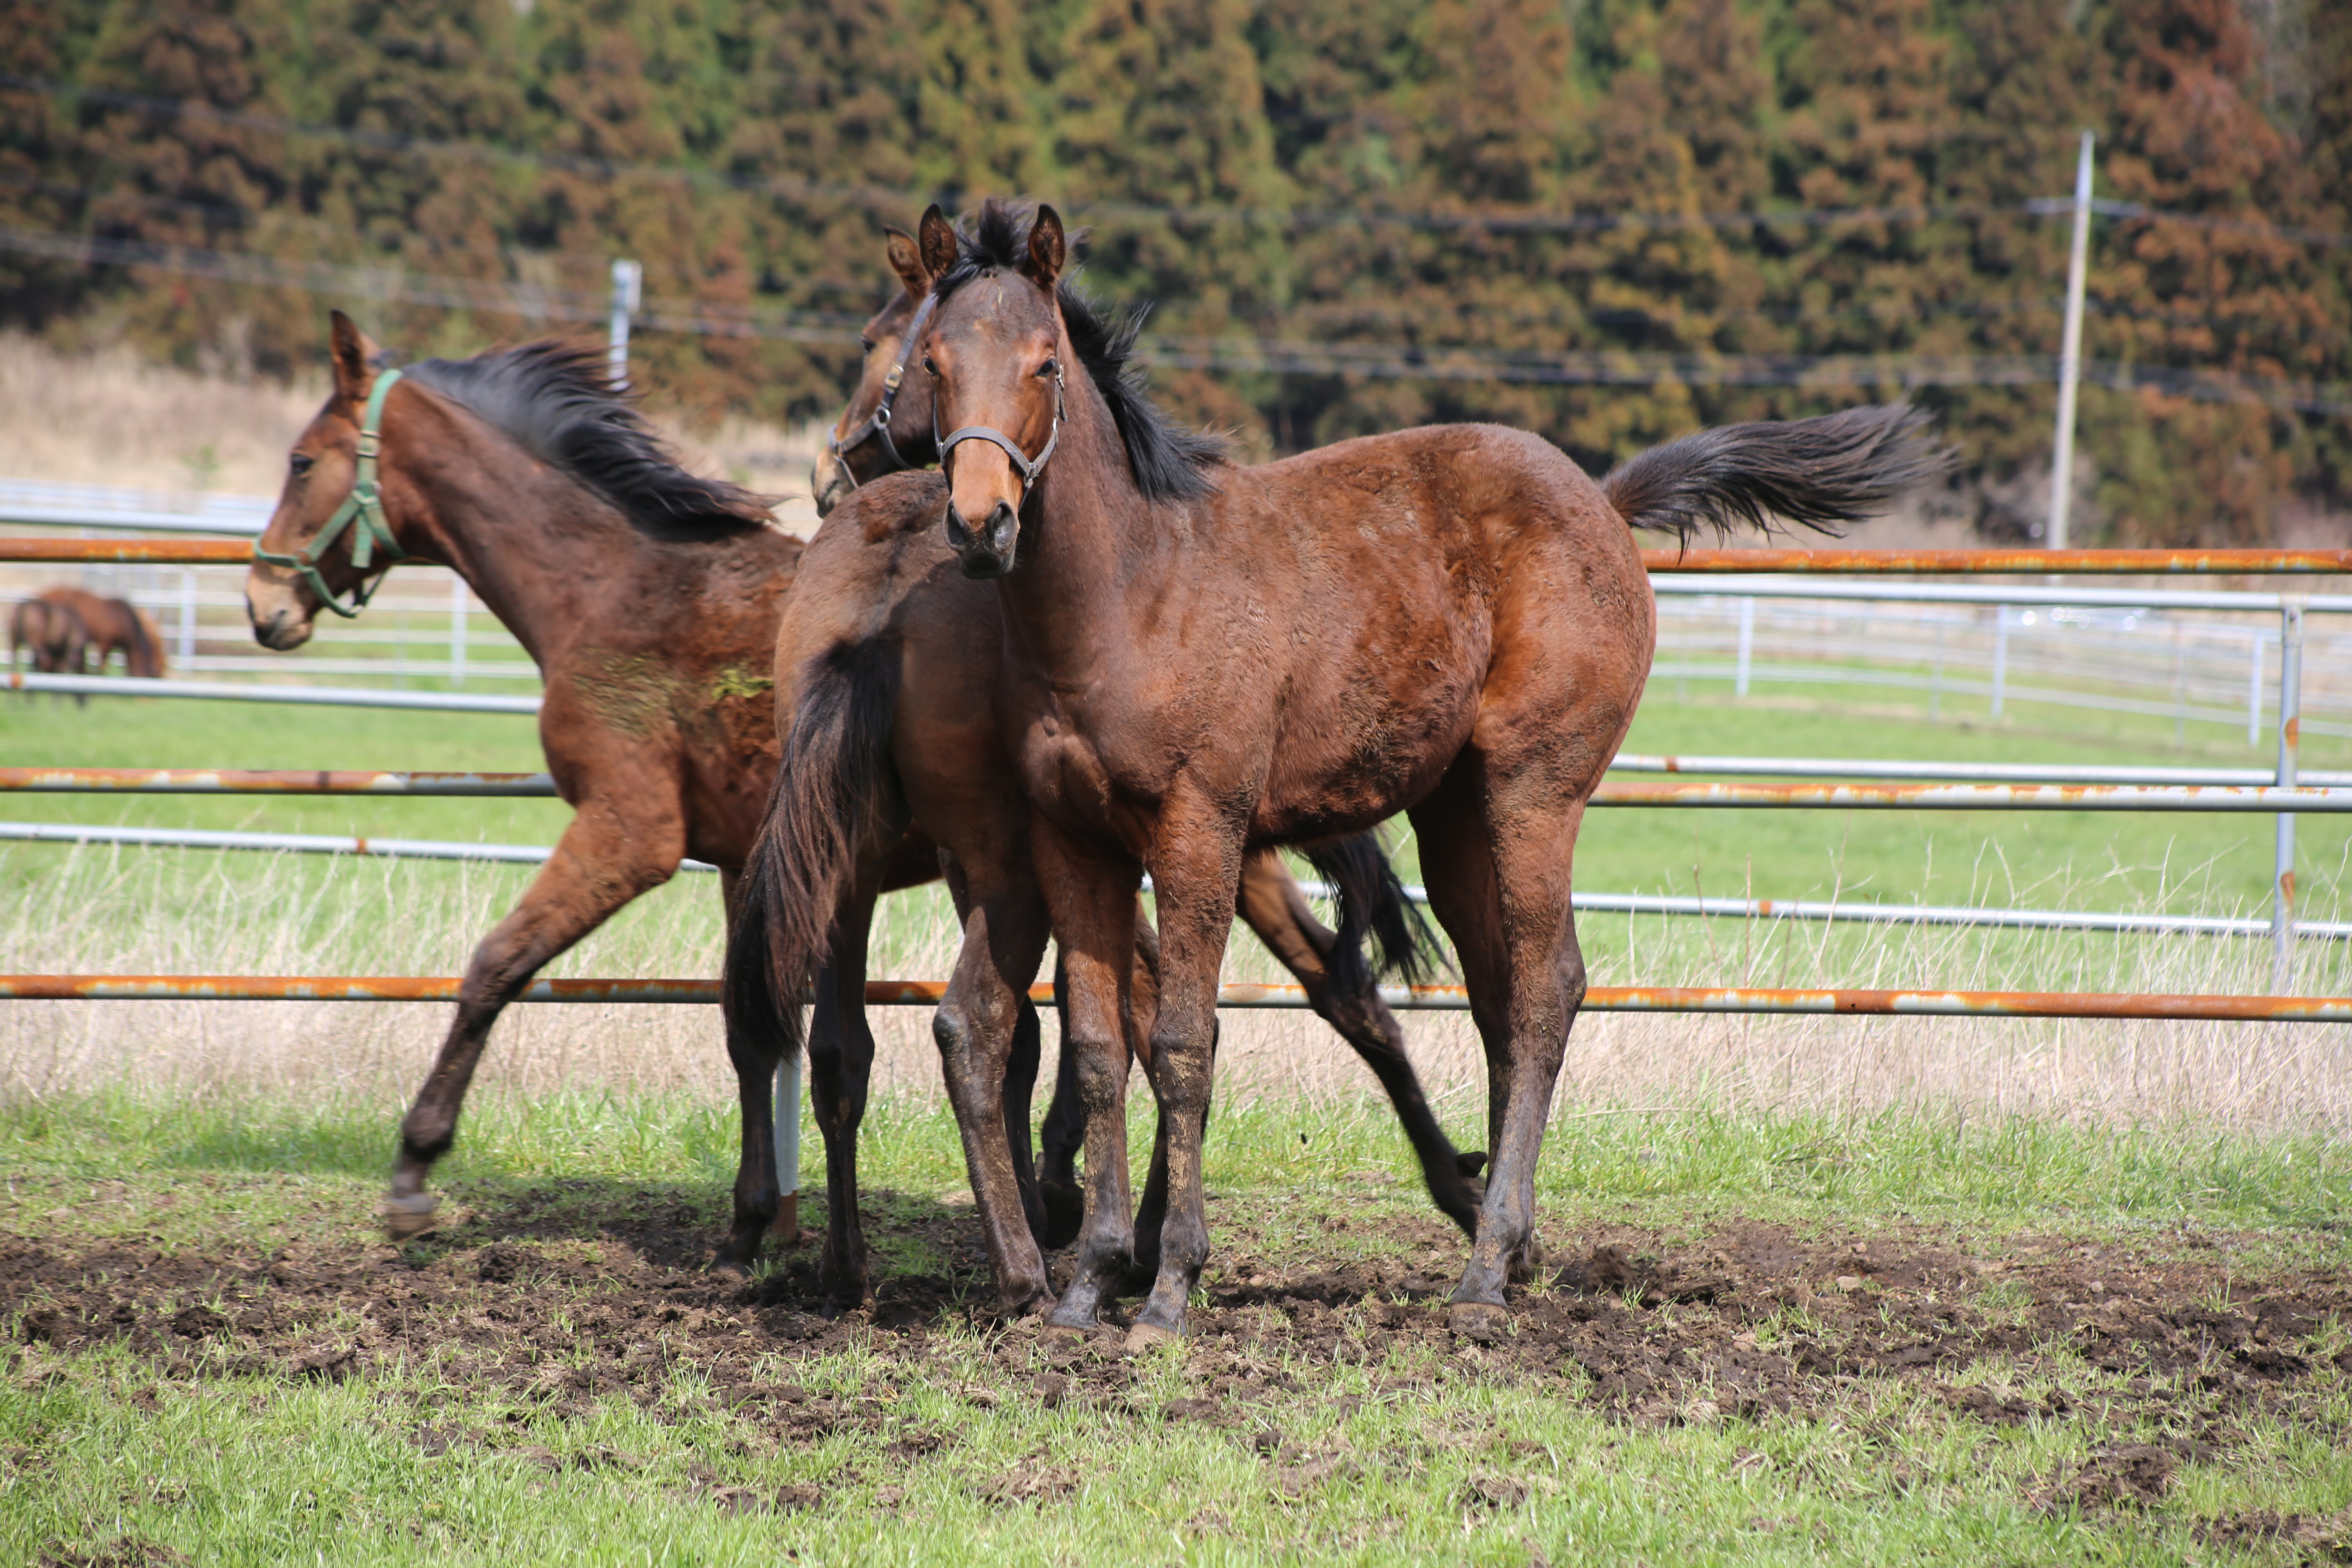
[1123,1319,1182,1356]
[380,1192,439,1241]
[1448,1301,1508,1342]
[712,1255,753,1280]
[1047,1296,1099,1332]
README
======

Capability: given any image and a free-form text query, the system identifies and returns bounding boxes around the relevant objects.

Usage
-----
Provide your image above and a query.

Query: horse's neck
[394,442,671,672]
[1001,393,1163,681]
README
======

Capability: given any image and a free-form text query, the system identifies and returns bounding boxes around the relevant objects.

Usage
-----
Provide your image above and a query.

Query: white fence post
[773,1054,802,1242]
[1991,605,2010,719]
[2047,129,2094,552]
[2247,628,2265,749]
[178,568,197,664]
[2272,599,2303,991]
[1734,596,1754,698]
[449,575,468,688]
[608,259,643,393]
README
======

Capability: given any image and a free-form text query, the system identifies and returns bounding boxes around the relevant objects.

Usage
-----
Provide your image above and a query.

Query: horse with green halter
[251,368,407,616]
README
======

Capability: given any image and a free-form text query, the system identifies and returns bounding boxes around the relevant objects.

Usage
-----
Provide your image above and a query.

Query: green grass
[2,1089,2348,1566]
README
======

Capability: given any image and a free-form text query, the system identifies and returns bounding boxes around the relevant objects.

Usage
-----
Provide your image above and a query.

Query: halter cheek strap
[251,368,408,619]
[828,292,939,487]
[936,363,1065,498]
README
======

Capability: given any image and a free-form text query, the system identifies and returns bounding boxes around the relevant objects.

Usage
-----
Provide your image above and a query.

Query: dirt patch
[2,1185,2347,1503]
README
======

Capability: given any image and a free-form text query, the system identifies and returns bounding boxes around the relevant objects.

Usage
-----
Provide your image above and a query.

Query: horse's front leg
[1125,797,1245,1352]
[388,802,679,1237]
[1037,820,1143,1332]
[931,852,1056,1316]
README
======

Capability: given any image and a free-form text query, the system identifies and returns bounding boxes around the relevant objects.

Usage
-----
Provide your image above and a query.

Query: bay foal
[808,225,1487,1245]
[909,201,1945,1345]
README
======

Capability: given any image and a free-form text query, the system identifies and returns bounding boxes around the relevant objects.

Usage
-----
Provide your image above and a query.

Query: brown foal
[808,225,1486,1248]
[246,312,942,1254]
[909,200,1947,1345]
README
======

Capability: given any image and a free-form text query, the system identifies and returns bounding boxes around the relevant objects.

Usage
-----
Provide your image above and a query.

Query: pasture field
[2,1092,2349,1565]
[6,678,2352,1563]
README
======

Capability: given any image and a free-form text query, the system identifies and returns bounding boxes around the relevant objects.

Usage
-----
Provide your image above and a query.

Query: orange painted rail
[1639,548,2352,574]
[9,539,2352,574]
[5,974,2349,1022]
[0,539,255,565]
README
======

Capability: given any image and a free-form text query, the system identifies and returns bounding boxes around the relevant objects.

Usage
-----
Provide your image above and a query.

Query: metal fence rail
[11,818,2346,942]
[5,972,2347,1022]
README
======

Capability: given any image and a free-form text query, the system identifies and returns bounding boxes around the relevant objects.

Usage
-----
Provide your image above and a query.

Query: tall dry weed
[4,841,2346,1134]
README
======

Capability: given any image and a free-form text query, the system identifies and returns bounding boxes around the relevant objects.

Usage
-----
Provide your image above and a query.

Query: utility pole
[2046,131,2093,551]
[608,258,642,393]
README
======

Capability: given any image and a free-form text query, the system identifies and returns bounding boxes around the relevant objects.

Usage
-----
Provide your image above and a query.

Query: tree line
[2,0,2346,543]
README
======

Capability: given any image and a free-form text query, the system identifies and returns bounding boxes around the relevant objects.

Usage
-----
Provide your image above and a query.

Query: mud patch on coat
[570,646,684,739]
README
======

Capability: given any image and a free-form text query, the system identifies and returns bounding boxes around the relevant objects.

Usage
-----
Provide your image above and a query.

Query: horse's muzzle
[246,594,314,650]
[946,499,1020,579]
[811,460,848,519]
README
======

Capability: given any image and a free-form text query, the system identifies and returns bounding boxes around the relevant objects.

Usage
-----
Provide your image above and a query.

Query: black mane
[933,199,1228,503]
[402,341,774,540]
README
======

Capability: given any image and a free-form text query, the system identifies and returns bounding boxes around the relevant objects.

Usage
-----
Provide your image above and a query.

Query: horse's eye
[860,339,874,356]
[922,356,937,377]
[1038,356,1059,379]
[289,453,315,477]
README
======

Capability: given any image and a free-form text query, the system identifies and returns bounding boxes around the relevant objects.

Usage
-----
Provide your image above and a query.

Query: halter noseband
[252,368,408,619]
[827,292,939,487]
[936,360,1065,500]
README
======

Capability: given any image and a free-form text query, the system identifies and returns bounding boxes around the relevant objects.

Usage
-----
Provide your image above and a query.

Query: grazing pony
[40,588,166,679]
[9,594,89,697]
[907,200,1946,1346]
[806,223,1486,1245]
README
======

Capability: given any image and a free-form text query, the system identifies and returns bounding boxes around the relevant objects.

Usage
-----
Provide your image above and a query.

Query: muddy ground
[7,1183,2352,1555]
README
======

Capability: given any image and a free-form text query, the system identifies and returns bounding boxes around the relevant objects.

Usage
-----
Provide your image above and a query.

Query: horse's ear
[1022,205,1065,290]
[328,310,378,406]
[916,205,958,283]
[883,225,929,300]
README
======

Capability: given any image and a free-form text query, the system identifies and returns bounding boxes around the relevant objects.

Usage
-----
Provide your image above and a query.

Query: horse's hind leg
[1035,953,1085,1247]
[1407,760,1590,1339]
[795,877,882,1302]
[930,852,1056,1316]
[388,808,676,1237]
[1234,852,1482,1236]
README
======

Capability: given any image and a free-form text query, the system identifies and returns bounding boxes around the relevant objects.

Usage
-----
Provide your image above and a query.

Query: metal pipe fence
[4,973,2347,1023]
[4,536,2349,1009]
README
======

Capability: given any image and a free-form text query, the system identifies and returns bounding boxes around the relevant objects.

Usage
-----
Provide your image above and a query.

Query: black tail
[1302,831,1444,996]
[1601,403,1953,546]
[722,637,904,1060]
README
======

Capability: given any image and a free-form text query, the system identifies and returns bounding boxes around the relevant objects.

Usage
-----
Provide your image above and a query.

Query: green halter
[252,368,408,618]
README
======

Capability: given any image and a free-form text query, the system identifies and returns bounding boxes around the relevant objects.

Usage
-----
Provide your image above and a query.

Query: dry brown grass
[4,841,2347,1135]
[0,333,826,526]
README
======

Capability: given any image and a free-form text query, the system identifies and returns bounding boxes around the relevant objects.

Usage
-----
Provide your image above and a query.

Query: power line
[10,70,2345,248]
[8,220,2341,416]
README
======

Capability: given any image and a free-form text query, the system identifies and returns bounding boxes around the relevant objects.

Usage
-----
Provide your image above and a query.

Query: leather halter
[251,369,408,619]
[826,291,939,486]
[937,359,1065,500]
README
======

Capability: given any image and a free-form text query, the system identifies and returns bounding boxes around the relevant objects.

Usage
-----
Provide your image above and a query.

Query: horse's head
[918,203,1069,579]
[814,227,942,517]
[246,310,406,647]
